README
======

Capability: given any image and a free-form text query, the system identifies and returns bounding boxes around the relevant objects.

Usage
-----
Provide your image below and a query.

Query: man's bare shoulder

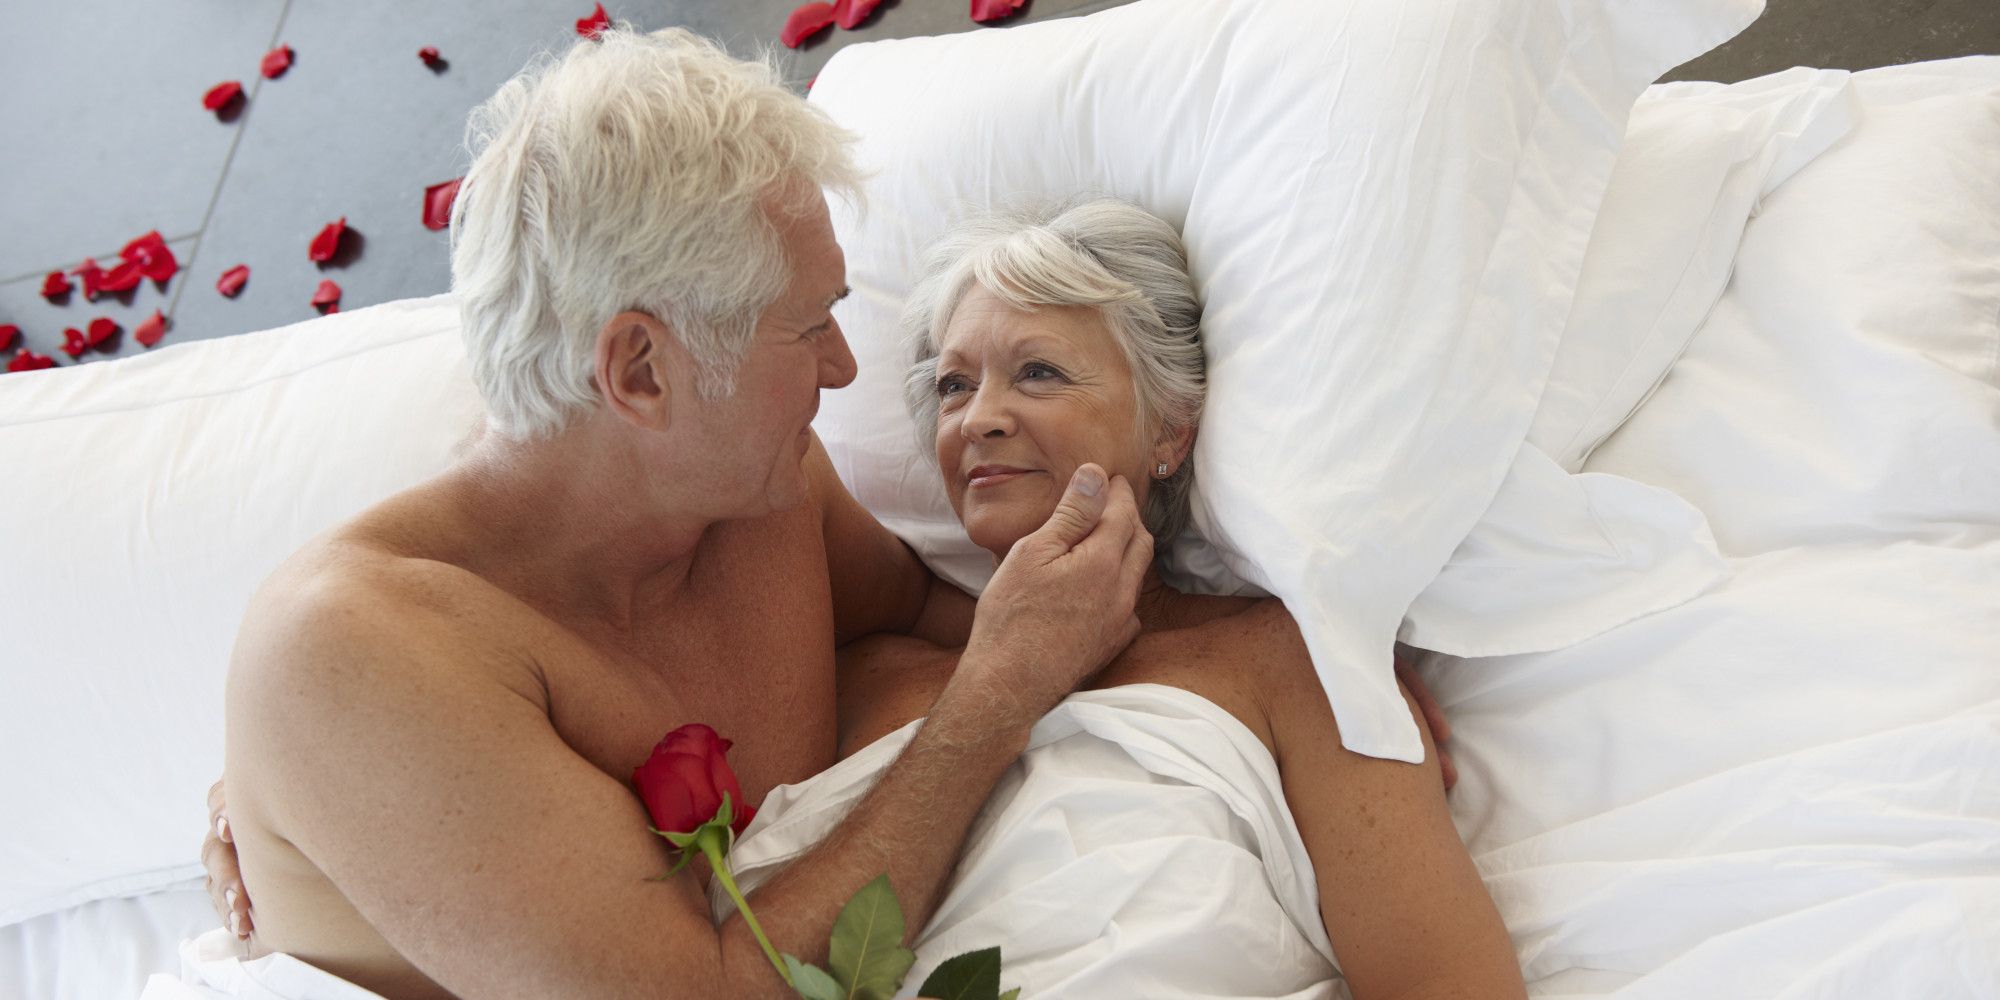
[230,532,540,713]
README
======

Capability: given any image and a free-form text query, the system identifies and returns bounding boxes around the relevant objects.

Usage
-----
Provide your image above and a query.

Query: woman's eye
[1021,363,1059,381]
[936,376,968,397]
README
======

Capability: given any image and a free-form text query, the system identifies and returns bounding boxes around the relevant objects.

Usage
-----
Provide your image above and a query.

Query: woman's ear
[1154,420,1198,476]
[595,310,675,431]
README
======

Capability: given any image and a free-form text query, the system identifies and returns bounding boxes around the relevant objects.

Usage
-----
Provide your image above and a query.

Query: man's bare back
[225,469,844,997]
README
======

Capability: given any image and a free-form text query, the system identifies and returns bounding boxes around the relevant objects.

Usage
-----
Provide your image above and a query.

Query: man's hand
[1395,657,1457,791]
[202,778,254,940]
[955,465,1152,725]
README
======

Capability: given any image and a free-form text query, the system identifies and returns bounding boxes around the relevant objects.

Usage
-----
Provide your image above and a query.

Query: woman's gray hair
[451,26,862,440]
[901,199,1206,542]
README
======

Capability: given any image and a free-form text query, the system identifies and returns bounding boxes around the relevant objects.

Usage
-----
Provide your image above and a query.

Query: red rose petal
[119,230,179,284]
[217,264,251,298]
[98,259,144,294]
[576,2,611,39]
[134,310,168,348]
[309,217,346,263]
[202,80,243,112]
[969,0,1025,22]
[781,1,837,47]
[40,271,71,299]
[423,177,462,231]
[71,258,107,300]
[0,325,17,352]
[418,46,443,68]
[260,44,293,79]
[61,328,87,357]
[7,349,57,373]
[312,279,342,313]
[85,317,120,349]
[832,0,881,29]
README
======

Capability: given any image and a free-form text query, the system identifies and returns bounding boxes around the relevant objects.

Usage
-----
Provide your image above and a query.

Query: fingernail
[225,888,238,909]
[230,912,243,936]
[216,817,230,841]
[1071,465,1104,497]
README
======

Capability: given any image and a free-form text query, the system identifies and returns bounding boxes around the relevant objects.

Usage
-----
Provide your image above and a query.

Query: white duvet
[712,685,1343,999]
[1429,541,2000,998]
[1426,56,2000,997]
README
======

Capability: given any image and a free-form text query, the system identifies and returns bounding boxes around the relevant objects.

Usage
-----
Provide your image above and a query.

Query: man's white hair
[900,200,1207,542]
[451,26,861,440]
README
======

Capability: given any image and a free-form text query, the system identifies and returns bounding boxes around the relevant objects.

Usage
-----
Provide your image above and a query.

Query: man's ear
[595,310,675,431]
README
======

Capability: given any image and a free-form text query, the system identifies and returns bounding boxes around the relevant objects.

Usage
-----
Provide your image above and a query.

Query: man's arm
[806,434,974,648]
[235,467,1149,1000]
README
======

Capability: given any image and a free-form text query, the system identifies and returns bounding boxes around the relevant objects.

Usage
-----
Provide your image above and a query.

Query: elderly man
[206,27,1153,999]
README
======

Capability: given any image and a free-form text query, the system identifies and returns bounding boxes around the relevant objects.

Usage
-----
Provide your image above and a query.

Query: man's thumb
[1036,464,1110,550]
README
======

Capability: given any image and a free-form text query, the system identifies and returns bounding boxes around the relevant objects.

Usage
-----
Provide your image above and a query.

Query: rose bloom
[632,723,755,836]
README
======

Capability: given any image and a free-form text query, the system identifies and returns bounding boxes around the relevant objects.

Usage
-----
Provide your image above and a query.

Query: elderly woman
[713,200,1525,999]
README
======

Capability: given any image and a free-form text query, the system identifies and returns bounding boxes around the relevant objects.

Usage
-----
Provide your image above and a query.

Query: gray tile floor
[2,0,1994,367]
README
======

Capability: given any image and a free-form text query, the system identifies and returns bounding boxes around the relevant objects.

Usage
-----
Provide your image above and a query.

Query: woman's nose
[961,382,1014,439]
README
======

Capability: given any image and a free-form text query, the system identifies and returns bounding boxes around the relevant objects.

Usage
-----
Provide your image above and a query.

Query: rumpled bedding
[138,930,387,1000]
[712,684,1344,999]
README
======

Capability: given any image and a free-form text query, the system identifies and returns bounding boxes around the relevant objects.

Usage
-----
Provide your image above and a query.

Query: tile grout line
[166,0,295,326]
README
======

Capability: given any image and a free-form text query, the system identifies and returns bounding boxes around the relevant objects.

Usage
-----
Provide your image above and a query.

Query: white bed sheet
[1424,56,2000,998]
[1427,541,2000,997]
[0,879,212,1000]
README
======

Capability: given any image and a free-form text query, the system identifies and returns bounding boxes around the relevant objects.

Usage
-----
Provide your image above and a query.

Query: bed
[1,0,1993,996]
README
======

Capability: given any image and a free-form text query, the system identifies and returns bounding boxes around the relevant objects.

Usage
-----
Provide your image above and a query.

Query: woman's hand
[202,777,254,940]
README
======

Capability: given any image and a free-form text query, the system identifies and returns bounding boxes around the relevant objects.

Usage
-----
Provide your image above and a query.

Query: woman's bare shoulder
[1160,595,1311,670]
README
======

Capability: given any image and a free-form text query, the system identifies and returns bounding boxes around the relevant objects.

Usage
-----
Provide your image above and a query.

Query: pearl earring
[1155,462,1169,477]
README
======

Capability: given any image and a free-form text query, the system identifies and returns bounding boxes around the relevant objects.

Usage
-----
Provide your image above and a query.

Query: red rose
[632,723,755,837]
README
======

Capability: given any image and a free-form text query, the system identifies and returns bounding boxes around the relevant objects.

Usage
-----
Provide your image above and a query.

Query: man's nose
[819,321,858,389]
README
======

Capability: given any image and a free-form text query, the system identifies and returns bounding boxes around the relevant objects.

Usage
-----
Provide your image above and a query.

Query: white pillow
[1527,66,1857,473]
[0,296,481,924]
[1585,57,2000,556]
[1399,66,1856,657]
[807,0,1759,760]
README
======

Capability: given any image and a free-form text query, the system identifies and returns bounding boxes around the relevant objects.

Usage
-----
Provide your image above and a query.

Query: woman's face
[932,285,1165,558]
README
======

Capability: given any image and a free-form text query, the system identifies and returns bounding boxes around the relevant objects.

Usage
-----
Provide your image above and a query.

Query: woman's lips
[967,465,1035,489]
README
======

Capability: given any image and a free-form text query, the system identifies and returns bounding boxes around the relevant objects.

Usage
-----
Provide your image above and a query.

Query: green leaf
[784,955,845,1000]
[916,946,1002,1000]
[656,828,699,848]
[999,989,1019,1000]
[828,874,917,1000]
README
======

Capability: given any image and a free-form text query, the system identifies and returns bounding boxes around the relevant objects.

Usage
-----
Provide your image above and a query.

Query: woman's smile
[967,464,1039,489]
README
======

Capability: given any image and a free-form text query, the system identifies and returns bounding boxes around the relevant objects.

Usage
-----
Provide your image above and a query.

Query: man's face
[688,191,856,517]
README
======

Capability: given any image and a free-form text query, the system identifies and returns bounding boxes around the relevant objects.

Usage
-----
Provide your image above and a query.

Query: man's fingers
[1116,516,1154,600]
[1397,658,1451,743]
[1031,464,1110,553]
